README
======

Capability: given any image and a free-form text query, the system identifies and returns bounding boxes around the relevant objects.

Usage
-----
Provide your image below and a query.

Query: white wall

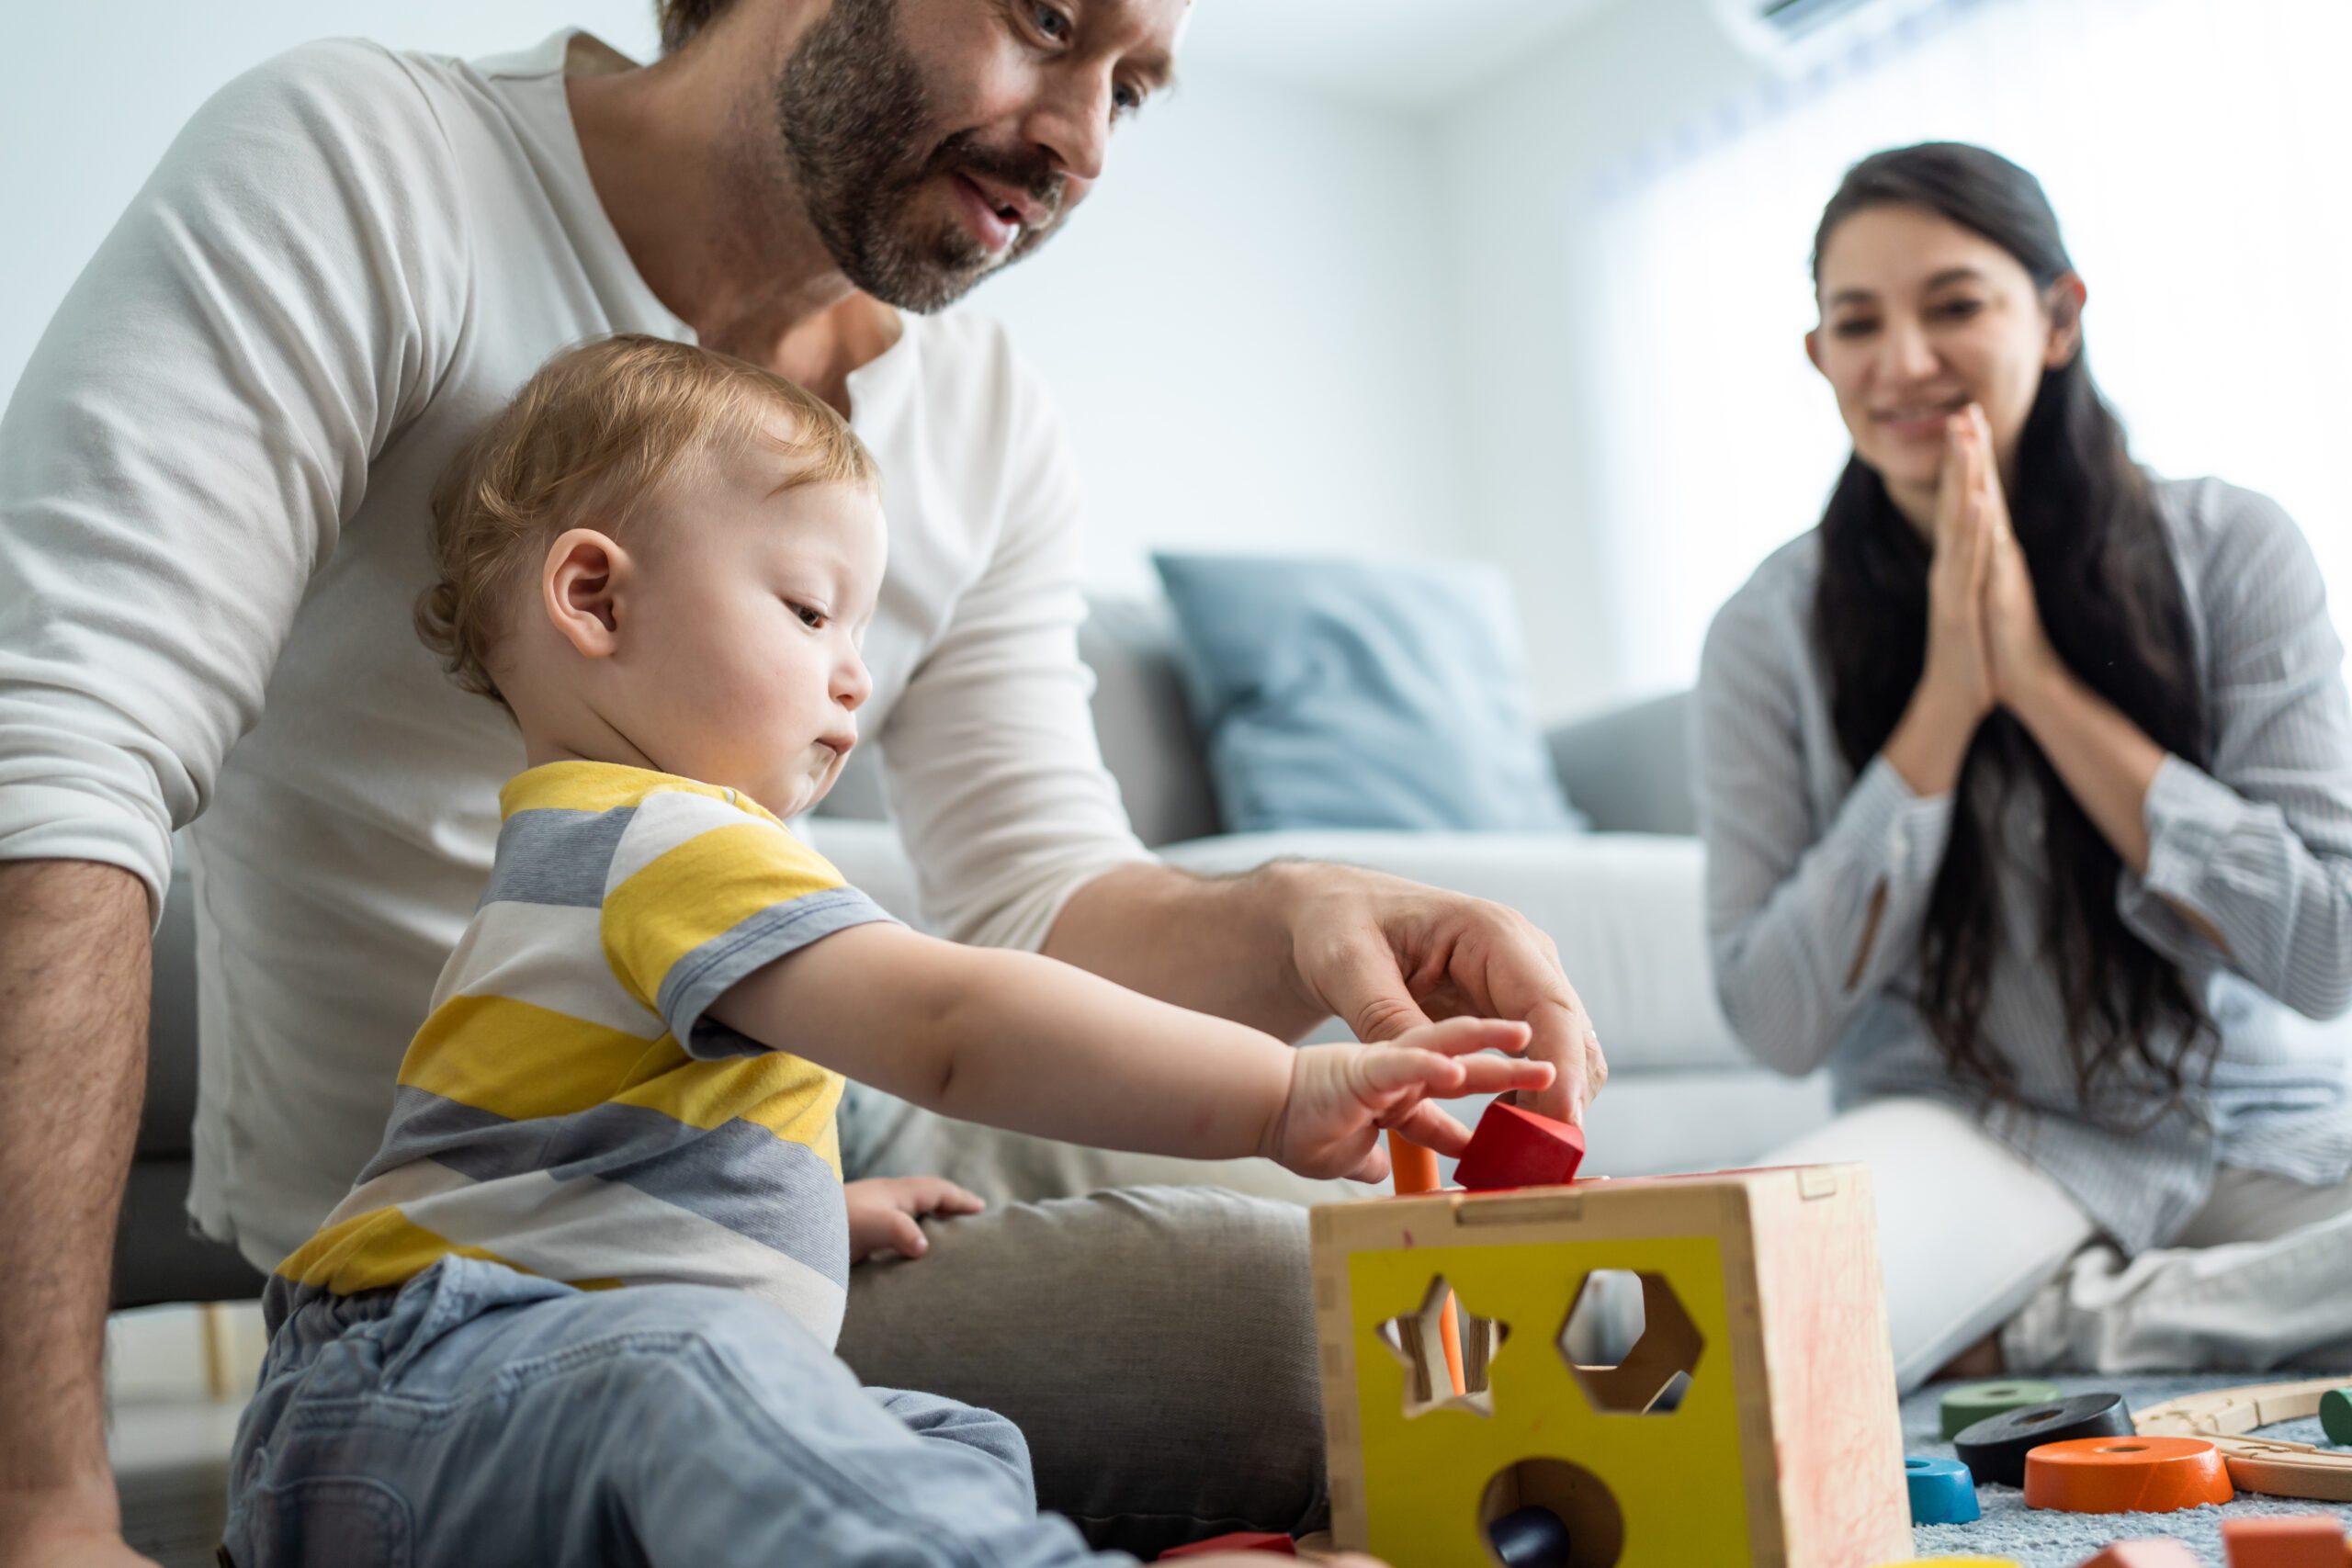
[1431,0,1776,720]
[0,7,1473,602]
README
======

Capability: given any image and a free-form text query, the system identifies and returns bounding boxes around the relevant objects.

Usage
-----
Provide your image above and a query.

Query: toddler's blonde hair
[419,333,876,704]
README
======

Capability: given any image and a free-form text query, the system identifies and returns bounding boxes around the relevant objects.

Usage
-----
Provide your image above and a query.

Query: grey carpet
[1902,1372,2352,1565]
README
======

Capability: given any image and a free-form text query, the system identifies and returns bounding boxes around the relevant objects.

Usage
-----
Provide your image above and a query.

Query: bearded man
[0,4,1606,1562]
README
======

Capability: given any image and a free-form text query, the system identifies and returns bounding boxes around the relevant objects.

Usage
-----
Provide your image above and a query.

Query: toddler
[223,335,1546,1568]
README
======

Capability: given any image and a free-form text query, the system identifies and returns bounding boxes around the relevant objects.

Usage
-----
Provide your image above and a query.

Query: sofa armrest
[1159,829,1746,1076]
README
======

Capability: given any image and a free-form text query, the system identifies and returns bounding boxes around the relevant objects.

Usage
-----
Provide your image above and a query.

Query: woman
[1697,141,2352,1391]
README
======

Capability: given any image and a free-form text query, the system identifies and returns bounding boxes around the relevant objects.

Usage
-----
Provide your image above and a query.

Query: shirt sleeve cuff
[1840,755,1956,886]
[2139,752,2241,906]
[0,783,175,927]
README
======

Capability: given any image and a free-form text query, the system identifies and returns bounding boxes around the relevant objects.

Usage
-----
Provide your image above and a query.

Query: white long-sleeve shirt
[0,29,1149,1268]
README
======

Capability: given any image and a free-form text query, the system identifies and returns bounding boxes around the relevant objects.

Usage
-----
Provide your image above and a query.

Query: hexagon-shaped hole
[1556,1269,1702,1416]
[1375,1274,1510,1418]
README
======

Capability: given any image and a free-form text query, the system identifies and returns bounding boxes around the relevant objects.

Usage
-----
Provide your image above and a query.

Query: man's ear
[1804,326,1826,376]
[541,528,632,659]
[2045,274,2088,369]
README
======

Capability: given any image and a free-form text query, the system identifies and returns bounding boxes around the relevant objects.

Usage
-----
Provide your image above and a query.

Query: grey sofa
[119,595,1830,1309]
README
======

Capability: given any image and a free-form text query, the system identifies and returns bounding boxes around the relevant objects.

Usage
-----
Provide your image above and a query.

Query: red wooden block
[1157,1531,1298,1559]
[1453,1101,1585,1191]
[2222,1516,2347,1568]
[2077,1541,2201,1567]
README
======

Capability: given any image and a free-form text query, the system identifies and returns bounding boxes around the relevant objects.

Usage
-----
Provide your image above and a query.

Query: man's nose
[1024,66,1114,185]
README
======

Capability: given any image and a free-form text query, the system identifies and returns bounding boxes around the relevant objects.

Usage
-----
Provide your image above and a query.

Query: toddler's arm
[707,924,1548,1181]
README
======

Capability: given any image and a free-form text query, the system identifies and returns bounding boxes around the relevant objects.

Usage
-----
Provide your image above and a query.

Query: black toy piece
[1487,1505,1572,1568]
[1952,1392,2135,1487]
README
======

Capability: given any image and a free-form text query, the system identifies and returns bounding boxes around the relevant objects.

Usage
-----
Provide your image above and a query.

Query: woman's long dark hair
[1809,142,2212,1119]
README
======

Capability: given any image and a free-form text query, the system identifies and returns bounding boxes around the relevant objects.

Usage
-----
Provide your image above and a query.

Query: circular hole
[2098,1444,2147,1454]
[2019,1407,2063,1426]
[1479,1458,1623,1568]
[1905,1459,1928,1470]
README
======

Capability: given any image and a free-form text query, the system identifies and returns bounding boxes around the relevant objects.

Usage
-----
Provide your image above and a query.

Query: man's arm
[1044,859,1608,1126]
[0,862,153,1568]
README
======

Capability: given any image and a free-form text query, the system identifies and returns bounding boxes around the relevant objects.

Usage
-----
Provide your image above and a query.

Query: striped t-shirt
[267,760,895,1346]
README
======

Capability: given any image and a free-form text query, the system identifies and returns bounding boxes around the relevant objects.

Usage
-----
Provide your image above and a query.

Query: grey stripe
[362,1087,848,1286]
[653,886,899,1059]
[1694,476,2352,1251]
[478,806,636,909]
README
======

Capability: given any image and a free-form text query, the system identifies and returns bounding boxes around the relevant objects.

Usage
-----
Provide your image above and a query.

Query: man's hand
[844,1176,985,1262]
[1261,1018,1549,1181]
[1279,865,1607,1127]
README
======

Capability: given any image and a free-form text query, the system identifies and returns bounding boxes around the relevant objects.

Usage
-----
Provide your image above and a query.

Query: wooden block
[2222,1515,2347,1568]
[1452,1101,1585,1191]
[2074,1546,2199,1568]
[1954,1393,2135,1487]
[1904,1455,1980,1524]
[2021,1436,2231,1514]
[1158,1531,1298,1559]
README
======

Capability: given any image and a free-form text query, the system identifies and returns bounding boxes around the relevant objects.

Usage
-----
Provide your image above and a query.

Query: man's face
[775,0,1186,312]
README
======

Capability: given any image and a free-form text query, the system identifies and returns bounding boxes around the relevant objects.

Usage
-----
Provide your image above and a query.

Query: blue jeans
[225,1256,1125,1567]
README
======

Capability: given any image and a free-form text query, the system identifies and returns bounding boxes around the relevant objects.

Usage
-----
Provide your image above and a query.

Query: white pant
[1761,1098,2352,1392]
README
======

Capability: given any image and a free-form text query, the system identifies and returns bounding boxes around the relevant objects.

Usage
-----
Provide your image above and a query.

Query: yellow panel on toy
[1311,1165,1910,1568]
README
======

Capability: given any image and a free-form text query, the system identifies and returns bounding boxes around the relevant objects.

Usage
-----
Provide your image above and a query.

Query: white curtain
[1577,0,2352,696]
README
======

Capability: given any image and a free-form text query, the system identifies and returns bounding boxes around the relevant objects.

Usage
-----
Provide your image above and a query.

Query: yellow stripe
[601,821,841,1005]
[498,760,733,820]
[609,1053,843,1149]
[274,1206,519,1294]
[401,995,689,1121]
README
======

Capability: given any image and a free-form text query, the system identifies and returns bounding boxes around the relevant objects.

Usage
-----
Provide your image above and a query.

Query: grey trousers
[833,1086,1366,1559]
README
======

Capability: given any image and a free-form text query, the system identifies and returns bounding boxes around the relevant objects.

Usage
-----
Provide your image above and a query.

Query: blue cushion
[1151,553,1577,834]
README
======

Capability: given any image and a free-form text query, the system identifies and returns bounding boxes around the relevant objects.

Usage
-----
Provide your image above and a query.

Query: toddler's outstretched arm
[707,924,1548,1180]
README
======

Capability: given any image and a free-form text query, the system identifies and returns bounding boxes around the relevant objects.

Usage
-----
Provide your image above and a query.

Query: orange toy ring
[2023,1436,2233,1514]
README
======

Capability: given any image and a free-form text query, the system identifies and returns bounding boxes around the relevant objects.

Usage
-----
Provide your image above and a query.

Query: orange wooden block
[2076,1541,2200,1567]
[2024,1436,2231,1514]
[2222,1515,2347,1568]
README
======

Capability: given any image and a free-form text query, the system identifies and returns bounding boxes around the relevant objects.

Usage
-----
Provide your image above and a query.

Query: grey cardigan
[1694,477,2352,1250]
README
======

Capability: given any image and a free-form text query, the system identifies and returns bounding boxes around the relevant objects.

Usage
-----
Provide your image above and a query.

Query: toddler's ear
[542,528,632,658]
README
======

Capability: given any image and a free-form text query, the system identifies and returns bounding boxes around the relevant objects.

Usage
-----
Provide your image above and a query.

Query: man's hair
[418,333,876,704]
[657,0,731,53]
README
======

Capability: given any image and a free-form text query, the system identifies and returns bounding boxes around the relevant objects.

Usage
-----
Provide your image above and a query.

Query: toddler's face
[610,452,884,818]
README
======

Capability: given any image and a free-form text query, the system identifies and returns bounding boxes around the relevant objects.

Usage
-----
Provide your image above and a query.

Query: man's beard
[776,0,1066,313]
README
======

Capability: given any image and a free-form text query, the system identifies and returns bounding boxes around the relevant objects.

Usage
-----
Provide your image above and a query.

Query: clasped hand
[1920,403,2061,725]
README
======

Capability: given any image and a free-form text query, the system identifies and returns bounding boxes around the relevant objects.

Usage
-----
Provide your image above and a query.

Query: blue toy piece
[1905,1455,1982,1525]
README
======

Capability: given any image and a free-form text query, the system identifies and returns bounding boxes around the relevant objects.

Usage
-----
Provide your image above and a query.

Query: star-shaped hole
[1375,1274,1511,1418]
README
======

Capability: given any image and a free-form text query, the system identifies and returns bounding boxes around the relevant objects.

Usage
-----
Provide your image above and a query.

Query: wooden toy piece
[1453,1101,1587,1192]
[2319,1388,2352,1446]
[2021,1435,2231,1513]
[1940,1380,2064,1440]
[1905,1455,1980,1523]
[2074,1544,2200,1568]
[1157,1531,1299,1559]
[1954,1393,2135,1487]
[1385,1133,1465,1396]
[1312,1164,1910,1567]
[2221,1515,2348,1568]
[2137,1378,2352,1501]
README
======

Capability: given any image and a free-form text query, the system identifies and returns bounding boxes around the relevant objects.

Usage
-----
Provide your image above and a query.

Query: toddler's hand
[845,1175,985,1262]
[1261,1017,1550,1182]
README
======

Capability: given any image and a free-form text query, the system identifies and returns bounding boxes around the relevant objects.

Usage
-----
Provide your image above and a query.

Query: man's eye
[1113,83,1145,117]
[1032,4,1071,42]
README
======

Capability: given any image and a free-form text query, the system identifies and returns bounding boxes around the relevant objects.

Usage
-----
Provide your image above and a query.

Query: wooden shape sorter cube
[1310,1165,1909,1568]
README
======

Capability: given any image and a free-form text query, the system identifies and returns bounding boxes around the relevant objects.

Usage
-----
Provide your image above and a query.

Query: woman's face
[1808,203,2083,521]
